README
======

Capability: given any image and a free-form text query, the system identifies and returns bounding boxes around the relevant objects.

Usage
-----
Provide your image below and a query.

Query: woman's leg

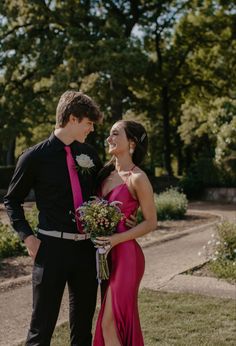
[101,286,121,346]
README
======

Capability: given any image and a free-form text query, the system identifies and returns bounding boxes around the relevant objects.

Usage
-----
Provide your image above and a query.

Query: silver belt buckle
[74,234,80,241]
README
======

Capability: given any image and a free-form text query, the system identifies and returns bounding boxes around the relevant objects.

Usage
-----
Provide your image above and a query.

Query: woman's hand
[95,233,123,251]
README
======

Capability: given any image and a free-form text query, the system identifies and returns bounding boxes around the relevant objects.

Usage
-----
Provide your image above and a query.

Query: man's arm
[3,150,35,241]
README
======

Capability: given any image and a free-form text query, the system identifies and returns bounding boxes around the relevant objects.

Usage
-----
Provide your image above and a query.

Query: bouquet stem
[96,248,110,283]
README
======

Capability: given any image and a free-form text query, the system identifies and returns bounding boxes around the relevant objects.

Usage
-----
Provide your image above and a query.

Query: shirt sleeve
[3,149,35,241]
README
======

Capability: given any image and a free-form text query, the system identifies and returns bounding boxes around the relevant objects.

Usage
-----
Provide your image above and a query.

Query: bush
[155,188,188,221]
[218,157,236,187]
[201,222,236,282]
[0,222,27,259]
[215,222,236,262]
[208,259,236,282]
[0,204,38,260]
[138,188,188,222]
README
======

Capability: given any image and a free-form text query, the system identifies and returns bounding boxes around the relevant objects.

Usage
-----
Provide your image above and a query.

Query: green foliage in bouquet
[77,197,123,240]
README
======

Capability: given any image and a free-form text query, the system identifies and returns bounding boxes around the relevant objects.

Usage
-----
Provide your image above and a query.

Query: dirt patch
[0,256,32,283]
[157,211,218,233]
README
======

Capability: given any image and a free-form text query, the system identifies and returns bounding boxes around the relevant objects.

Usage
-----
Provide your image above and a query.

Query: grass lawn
[47,289,236,346]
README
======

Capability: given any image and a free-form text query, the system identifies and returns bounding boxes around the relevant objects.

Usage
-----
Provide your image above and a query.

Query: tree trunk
[110,80,123,122]
[0,144,4,166]
[185,146,193,172]
[161,86,173,176]
[176,133,183,176]
[6,138,16,166]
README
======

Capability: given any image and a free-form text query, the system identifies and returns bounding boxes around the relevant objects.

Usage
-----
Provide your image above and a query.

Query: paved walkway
[0,202,235,345]
[141,201,235,298]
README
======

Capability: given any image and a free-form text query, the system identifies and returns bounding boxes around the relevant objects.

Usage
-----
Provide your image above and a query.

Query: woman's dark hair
[121,120,148,165]
[97,120,148,188]
[56,90,103,127]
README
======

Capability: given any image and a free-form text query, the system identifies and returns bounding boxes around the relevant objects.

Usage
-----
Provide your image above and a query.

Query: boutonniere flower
[75,154,95,174]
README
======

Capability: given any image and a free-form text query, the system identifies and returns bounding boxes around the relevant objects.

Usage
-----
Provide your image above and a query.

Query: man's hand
[24,235,41,260]
[125,213,137,229]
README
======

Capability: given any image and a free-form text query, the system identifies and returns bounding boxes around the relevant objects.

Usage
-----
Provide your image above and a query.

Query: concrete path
[141,201,236,298]
[0,202,235,346]
[0,285,69,346]
[142,225,236,299]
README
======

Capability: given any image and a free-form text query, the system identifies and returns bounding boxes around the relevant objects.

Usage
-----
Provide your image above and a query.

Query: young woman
[93,120,157,346]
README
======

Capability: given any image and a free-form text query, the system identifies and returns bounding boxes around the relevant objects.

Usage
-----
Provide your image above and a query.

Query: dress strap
[130,165,136,172]
[124,165,136,183]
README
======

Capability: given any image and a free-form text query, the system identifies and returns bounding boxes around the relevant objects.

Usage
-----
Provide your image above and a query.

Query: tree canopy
[0,0,235,185]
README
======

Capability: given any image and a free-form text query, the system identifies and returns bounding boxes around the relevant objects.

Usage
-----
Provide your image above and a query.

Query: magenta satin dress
[93,182,145,346]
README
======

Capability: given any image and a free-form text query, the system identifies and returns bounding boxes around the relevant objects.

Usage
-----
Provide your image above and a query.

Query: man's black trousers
[25,234,98,346]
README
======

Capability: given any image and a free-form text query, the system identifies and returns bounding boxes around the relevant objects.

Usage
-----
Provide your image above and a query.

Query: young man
[4,91,103,346]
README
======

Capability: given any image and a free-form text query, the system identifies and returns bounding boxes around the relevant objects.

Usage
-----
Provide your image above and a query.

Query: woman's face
[107,122,130,155]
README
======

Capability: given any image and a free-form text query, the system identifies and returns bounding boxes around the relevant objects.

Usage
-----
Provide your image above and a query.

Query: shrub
[137,188,188,222]
[208,259,236,282]
[215,222,236,261]
[218,157,236,187]
[0,222,27,259]
[0,204,38,260]
[155,188,188,221]
[200,222,236,282]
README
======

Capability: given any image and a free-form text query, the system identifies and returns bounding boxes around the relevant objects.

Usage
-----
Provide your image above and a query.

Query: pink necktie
[64,146,84,233]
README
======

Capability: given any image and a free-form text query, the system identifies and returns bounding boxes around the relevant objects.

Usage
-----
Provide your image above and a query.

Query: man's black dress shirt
[4,133,103,241]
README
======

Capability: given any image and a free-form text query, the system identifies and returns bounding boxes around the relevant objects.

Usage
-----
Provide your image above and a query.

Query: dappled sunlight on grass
[41,289,236,346]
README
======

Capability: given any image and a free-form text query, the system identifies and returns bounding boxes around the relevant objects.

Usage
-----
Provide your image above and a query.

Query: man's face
[71,116,94,143]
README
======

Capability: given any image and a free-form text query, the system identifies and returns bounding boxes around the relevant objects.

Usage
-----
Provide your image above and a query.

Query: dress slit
[101,285,123,345]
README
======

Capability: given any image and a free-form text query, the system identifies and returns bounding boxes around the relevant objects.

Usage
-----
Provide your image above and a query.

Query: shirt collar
[48,133,83,152]
[48,132,67,151]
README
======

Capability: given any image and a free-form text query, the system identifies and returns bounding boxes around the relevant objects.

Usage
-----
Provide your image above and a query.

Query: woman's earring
[129,148,134,155]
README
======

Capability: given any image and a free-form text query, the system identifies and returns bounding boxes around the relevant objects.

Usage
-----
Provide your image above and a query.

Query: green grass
[29,289,236,346]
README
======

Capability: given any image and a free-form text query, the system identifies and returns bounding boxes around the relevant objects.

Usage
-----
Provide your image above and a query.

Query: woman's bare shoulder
[131,167,150,186]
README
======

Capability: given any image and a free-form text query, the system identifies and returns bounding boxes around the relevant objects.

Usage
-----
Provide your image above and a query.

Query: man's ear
[69,114,77,123]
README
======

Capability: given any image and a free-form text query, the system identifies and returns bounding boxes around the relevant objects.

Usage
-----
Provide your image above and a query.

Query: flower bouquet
[76,197,123,282]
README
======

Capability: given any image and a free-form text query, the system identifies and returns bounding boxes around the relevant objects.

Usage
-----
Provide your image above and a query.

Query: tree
[178,0,236,173]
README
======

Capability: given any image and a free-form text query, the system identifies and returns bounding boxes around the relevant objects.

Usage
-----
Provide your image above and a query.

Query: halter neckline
[102,165,137,200]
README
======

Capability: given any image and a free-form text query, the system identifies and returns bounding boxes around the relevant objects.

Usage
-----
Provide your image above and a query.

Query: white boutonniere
[75,154,95,174]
